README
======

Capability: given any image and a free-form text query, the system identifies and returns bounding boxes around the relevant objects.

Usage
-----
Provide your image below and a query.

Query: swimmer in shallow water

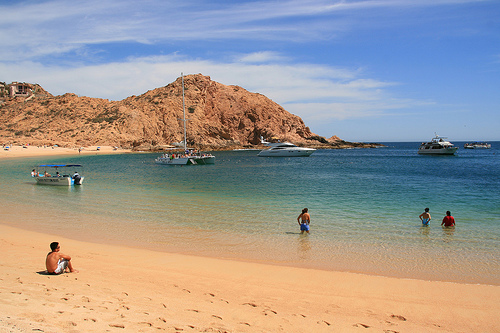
[297,208,311,234]
[419,207,431,226]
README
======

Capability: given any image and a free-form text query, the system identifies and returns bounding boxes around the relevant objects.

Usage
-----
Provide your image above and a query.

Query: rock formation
[0,75,380,150]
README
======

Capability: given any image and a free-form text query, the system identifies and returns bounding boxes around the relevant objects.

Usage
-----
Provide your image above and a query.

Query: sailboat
[155,73,215,165]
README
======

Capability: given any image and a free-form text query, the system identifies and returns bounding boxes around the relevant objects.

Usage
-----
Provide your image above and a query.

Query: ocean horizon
[1,142,499,285]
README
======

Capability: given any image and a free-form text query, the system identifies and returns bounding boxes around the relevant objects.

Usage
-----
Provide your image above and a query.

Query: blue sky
[1,0,499,142]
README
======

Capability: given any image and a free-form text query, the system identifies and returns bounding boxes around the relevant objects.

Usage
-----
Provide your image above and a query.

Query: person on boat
[44,171,51,177]
[31,169,37,177]
[419,208,431,226]
[55,172,61,177]
[72,171,82,185]
[297,208,311,234]
[441,211,456,227]
[45,242,78,275]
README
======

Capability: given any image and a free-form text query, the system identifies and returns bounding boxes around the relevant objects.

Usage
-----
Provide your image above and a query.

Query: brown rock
[0,74,320,149]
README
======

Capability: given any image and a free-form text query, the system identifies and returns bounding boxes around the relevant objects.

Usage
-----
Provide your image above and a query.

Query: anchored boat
[418,134,458,155]
[155,73,215,166]
[464,142,491,149]
[258,137,315,157]
[32,164,84,185]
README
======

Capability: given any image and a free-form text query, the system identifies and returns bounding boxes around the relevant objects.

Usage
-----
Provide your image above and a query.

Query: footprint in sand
[109,324,125,328]
[242,302,258,307]
[390,314,407,321]
[262,309,277,316]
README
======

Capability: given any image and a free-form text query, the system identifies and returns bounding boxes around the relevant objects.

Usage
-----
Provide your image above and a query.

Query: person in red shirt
[441,211,456,227]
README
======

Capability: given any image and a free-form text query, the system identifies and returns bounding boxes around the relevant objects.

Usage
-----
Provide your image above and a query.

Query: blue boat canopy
[36,164,83,167]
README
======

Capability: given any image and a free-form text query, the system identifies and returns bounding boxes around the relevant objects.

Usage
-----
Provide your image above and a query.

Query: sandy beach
[1,147,499,332]
[0,145,131,159]
[1,226,499,333]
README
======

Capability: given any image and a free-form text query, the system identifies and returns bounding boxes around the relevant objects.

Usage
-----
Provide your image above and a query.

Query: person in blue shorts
[297,208,311,234]
[419,207,431,226]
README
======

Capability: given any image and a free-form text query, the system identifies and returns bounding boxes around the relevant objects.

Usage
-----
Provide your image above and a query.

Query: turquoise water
[1,142,499,284]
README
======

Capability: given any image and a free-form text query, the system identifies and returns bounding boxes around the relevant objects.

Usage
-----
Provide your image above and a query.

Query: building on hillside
[8,82,34,98]
[0,82,46,104]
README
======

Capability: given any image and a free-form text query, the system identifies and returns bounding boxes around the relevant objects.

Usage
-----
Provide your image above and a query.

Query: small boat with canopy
[32,164,84,185]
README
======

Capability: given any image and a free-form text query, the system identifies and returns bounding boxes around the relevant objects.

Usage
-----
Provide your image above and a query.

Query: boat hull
[193,156,215,164]
[417,147,458,155]
[35,176,84,186]
[155,155,215,165]
[258,149,315,157]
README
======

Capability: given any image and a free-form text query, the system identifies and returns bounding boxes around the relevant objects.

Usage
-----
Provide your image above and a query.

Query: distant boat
[232,148,260,151]
[155,73,215,165]
[418,134,458,155]
[464,142,491,149]
[155,150,215,165]
[33,164,84,186]
[257,137,315,157]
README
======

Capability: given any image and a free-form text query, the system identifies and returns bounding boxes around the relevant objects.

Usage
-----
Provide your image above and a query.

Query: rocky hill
[0,75,379,150]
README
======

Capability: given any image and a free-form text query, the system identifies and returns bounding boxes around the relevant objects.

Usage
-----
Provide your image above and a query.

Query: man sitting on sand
[46,242,78,275]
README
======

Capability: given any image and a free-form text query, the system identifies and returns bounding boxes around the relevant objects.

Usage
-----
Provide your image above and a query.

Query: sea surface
[1,142,499,285]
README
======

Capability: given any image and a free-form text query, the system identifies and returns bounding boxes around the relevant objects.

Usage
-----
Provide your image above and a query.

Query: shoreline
[1,223,499,332]
[1,145,499,287]
[0,144,133,159]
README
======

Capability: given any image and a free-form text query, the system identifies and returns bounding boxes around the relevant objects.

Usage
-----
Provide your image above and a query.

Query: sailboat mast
[181,73,187,151]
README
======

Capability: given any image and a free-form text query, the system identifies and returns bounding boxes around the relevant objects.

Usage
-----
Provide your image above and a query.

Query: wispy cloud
[0,0,487,61]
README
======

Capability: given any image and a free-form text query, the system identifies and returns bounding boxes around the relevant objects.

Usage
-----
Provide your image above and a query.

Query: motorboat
[155,73,215,166]
[463,142,491,149]
[418,134,458,155]
[33,164,84,185]
[257,138,315,157]
[155,151,215,165]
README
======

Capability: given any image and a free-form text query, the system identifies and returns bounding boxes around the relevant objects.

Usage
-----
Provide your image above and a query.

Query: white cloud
[236,51,287,63]
[0,54,418,124]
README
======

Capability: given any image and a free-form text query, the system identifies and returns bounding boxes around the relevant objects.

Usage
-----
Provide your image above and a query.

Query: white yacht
[418,134,458,155]
[258,138,315,157]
